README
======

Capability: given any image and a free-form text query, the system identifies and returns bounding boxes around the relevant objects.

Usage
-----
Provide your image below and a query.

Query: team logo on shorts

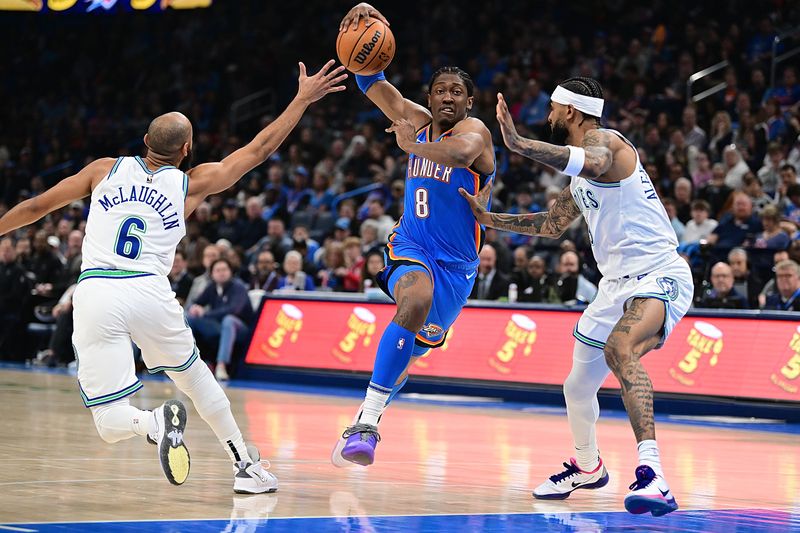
[657,277,679,301]
[421,323,444,338]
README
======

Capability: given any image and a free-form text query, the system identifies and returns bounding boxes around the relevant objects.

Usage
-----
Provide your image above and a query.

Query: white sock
[575,446,600,472]
[359,387,389,426]
[167,360,252,464]
[637,439,663,476]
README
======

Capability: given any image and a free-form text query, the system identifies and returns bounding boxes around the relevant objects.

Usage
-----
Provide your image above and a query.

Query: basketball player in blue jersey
[0,60,346,493]
[461,78,692,517]
[332,3,496,468]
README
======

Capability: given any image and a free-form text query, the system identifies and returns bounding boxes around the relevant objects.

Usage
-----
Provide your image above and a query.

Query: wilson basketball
[336,19,395,75]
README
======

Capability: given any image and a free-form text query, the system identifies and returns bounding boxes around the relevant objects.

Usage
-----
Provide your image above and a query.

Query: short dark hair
[691,199,711,212]
[558,77,604,123]
[210,258,233,272]
[428,66,474,97]
[780,163,797,174]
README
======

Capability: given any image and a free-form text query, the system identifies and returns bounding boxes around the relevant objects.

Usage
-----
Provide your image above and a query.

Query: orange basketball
[336,18,395,75]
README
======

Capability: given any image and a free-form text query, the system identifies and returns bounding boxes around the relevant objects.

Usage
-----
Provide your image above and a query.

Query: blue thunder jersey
[388,124,495,269]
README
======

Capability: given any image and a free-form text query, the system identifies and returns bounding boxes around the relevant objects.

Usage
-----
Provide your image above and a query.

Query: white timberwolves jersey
[81,156,187,277]
[569,129,678,279]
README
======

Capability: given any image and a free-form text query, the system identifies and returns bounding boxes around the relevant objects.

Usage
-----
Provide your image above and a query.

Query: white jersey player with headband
[0,59,348,494]
[460,77,693,518]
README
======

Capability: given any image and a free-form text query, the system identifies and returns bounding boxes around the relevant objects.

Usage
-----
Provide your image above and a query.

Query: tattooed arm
[459,185,581,238]
[496,93,613,179]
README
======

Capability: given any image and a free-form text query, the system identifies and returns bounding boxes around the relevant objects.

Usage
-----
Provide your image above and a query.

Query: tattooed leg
[392,270,433,332]
[603,298,665,442]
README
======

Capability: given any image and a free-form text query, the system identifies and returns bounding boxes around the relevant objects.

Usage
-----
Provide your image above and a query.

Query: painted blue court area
[7,510,800,532]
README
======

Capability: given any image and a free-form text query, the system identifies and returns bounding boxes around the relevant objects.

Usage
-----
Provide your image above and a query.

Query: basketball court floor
[0,367,798,532]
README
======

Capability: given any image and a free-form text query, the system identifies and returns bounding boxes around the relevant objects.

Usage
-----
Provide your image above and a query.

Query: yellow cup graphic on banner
[47,0,76,10]
[0,0,43,11]
[771,325,800,394]
[261,303,303,359]
[332,307,377,363]
[669,321,723,386]
[489,314,537,374]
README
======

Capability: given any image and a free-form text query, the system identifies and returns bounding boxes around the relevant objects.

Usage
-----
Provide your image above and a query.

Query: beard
[549,120,570,146]
[178,148,194,172]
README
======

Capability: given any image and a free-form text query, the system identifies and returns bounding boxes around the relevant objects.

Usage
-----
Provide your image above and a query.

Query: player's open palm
[496,92,520,150]
[458,182,492,226]
[296,60,348,104]
[340,2,390,32]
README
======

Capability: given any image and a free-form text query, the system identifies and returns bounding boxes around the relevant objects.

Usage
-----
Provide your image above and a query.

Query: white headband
[551,85,604,117]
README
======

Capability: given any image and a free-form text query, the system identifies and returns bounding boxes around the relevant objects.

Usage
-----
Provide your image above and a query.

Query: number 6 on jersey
[115,216,147,259]
[414,187,429,218]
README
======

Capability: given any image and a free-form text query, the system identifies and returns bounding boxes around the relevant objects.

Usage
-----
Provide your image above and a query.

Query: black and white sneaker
[148,400,190,486]
[533,457,609,500]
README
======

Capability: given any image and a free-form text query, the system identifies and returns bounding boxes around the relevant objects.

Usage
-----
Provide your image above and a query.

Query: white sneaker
[624,465,678,516]
[215,364,230,381]
[532,457,609,500]
[233,446,278,494]
[148,400,190,485]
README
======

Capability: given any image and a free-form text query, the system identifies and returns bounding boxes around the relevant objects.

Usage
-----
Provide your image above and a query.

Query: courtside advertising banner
[246,297,800,403]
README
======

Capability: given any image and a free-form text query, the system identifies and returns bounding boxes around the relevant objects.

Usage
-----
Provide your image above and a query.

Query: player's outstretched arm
[496,93,613,179]
[387,117,487,168]
[459,184,581,238]
[184,60,346,215]
[0,158,114,237]
[341,3,431,128]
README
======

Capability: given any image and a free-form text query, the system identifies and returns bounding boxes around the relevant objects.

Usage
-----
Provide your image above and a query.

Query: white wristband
[563,146,585,176]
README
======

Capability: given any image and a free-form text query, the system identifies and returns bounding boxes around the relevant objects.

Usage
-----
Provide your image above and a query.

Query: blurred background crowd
[1,0,799,369]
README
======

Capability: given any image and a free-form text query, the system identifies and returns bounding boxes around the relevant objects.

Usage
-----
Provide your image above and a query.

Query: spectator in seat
[518,255,556,303]
[728,247,763,308]
[248,250,279,292]
[742,174,774,214]
[187,258,253,381]
[698,163,733,219]
[764,260,800,311]
[30,229,64,301]
[470,244,510,301]
[681,200,718,244]
[169,250,194,306]
[758,250,790,307]
[360,249,385,292]
[185,243,220,307]
[216,199,245,246]
[722,144,751,190]
[753,204,791,250]
[707,192,762,249]
[696,262,749,309]
[240,196,268,250]
[0,238,30,358]
[277,250,315,291]
[554,250,598,304]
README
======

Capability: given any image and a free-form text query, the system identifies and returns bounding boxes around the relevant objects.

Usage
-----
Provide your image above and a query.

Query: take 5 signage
[246,298,800,403]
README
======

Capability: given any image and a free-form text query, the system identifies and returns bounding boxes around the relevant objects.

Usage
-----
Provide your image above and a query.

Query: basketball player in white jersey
[0,60,346,493]
[460,77,692,517]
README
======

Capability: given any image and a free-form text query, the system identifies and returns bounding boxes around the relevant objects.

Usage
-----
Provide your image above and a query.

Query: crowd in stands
[1,1,799,367]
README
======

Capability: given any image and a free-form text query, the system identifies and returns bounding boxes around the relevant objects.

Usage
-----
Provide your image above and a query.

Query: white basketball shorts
[573,256,694,351]
[72,272,197,407]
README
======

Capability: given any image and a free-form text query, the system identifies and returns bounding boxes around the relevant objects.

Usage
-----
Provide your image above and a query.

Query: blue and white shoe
[533,457,609,500]
[624,465,679,516]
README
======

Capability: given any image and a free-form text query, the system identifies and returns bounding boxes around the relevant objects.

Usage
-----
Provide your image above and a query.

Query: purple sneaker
[340,423,381,466]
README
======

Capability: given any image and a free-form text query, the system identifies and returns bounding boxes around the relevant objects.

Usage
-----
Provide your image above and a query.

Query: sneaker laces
[342,423,381,442]
[628,465,656,491]
[549,461,581,483]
